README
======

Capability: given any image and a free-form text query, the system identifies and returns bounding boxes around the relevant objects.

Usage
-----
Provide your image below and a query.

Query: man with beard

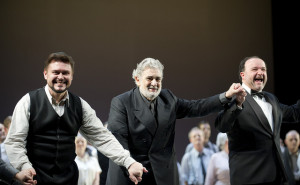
[106,58,244,185]
[4,52,146,185]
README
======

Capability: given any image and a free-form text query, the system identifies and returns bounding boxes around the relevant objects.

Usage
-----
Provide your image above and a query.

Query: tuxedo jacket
[106,87,226,185]
[215,92,300,185]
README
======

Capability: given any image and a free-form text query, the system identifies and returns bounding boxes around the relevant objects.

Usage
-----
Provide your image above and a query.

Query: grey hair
[132,58,164,85]
[216,132,228,151]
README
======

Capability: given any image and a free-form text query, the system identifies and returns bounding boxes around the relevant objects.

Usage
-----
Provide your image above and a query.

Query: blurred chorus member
[75,133,102,185]
[0,124,5,144]
[0,116,12,164]
[283,130,300,185]
[205,132,230,185]
[181,127,213,185]
[185,121,218,154]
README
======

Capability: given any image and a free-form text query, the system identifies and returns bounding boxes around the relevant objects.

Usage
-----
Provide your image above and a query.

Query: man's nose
[151,79,157,85]
[57,73,63,79]
[257,69,264,75]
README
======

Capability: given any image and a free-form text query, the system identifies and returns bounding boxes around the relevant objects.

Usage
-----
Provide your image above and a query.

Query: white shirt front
[242,84,274,131]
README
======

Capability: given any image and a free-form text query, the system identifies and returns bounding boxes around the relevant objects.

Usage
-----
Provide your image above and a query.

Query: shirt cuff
[124,157,137,169]
[219,92,232,105]
[21,163,33,171]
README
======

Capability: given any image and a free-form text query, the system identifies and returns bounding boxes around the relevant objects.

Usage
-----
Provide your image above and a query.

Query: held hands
[226,83,247,106]
[15,168,37,185]
[128,162,148,184]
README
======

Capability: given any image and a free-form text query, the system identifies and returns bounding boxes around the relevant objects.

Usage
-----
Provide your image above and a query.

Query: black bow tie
[251,90,264,99]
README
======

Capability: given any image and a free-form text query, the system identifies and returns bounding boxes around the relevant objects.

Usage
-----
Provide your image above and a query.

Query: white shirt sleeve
[4,94,136,171]
[4,93,32,170]
[78,97,136,169]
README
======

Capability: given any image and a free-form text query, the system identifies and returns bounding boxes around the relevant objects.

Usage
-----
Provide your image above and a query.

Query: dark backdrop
[0,1,298,161]
[272,1,300,144]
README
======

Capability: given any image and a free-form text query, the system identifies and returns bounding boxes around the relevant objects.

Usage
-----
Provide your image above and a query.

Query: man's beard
[50,80,68,93]
[140,86,161,100]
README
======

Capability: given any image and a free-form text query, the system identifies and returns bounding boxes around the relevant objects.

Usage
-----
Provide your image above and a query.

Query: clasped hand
[128,162,148,184]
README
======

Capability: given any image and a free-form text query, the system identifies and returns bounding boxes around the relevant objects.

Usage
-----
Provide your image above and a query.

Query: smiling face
[43,60,73,96]
[240,58,267,91]
[135,67,162,100]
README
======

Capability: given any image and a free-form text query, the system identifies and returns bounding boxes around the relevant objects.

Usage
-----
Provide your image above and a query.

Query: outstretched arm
[4,94,33,171]
[79,97,147,184]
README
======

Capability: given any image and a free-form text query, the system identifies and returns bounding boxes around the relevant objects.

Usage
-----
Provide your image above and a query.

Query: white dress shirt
[242,84,274,131]
[4,85,135,170]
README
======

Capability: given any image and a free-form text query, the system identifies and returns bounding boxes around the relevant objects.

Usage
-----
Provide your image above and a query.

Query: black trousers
[138,167,157,185]
[33,162,78,185]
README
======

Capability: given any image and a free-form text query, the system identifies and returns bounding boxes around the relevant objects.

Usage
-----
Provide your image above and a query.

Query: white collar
[44,85,69,106]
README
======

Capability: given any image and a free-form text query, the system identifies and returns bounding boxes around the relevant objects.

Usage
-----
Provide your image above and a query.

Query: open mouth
[254,77,263,83]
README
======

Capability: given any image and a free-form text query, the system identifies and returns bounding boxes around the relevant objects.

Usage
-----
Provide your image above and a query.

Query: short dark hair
[238,56,263,82]
[44,52,75,73]
[198,120,209,127]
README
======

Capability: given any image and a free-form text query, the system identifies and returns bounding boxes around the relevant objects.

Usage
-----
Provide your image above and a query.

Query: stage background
[0,1,298,161]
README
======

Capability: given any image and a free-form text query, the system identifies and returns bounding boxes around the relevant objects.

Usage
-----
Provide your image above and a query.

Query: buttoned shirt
[4,85,135,171]
[181,147,214,185]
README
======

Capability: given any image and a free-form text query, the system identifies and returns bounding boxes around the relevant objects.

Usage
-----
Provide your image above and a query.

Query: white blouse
[205,151,230,185]
[75,153,102,185]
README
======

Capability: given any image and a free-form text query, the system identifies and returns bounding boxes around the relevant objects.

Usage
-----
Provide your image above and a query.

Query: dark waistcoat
[27,88,82,173]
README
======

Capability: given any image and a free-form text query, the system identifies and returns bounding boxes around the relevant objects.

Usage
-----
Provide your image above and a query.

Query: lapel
[133,88,157,136]
[264,93,279,135]
[246,93,273,135]
[156,96,171,125]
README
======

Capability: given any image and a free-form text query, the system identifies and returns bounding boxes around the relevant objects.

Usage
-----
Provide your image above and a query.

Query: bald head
[285,130,300,154]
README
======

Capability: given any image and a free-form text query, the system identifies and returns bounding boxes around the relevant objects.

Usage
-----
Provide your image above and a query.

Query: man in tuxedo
[215,56,300,185]
[106,58,244,185]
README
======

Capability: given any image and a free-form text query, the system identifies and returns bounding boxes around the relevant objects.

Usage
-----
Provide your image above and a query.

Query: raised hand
[225,83,245,99]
